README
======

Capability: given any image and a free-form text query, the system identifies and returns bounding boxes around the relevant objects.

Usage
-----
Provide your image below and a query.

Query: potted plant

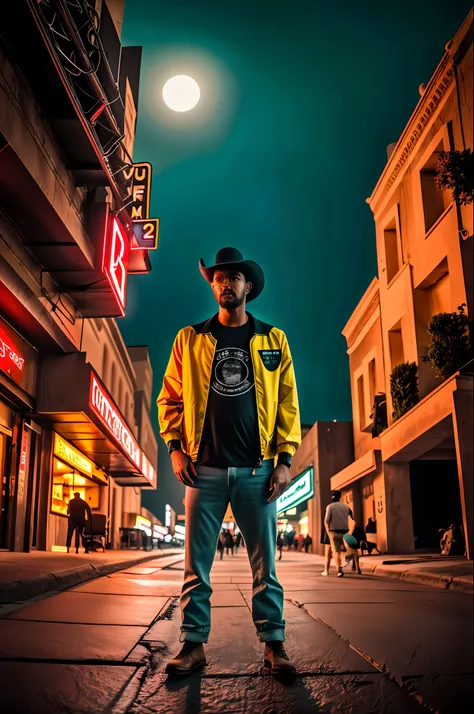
[423,304,471,380]
[390,362,419,421]
[435,149,474,206]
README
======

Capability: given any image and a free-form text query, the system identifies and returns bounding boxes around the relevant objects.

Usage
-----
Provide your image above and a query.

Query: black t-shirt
[197,317,261,467]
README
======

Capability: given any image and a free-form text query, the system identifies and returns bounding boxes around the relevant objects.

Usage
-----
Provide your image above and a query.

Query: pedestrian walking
[277,531,285,560]
[217,530,226,560]
[225,530,235,556]
[235,531,242,551]
[322,490,354,577]
[320,525,332,576]
[303,534,312,553]
[158,247,301,677]
[66,492,92,554]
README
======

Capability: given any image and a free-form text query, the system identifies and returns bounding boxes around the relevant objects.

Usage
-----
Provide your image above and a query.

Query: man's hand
[170,450,197,486]
[267,464,292,503]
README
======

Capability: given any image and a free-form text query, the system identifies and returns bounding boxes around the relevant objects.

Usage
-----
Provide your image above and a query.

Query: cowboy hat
[199,247,265,302]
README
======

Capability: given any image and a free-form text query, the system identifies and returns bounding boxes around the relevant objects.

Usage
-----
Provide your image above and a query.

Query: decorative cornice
[368,56,454,211]
[342,277,379,345]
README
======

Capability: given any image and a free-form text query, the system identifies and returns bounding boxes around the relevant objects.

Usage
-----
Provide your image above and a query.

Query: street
[0,549,472,713]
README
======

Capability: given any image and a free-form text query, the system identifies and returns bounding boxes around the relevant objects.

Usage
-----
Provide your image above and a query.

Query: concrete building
[330,11,473,557]
[0,1,157,552]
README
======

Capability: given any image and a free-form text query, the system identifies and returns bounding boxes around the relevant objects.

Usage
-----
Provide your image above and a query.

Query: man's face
[211,269,251,309]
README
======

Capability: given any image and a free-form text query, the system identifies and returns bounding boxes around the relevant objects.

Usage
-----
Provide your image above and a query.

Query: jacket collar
[192,313,273,336]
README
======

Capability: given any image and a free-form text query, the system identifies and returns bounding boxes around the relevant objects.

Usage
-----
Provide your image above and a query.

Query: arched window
[117,378,123,410]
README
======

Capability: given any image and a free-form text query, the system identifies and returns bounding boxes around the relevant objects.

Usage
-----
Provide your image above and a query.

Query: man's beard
[219,291,245,309]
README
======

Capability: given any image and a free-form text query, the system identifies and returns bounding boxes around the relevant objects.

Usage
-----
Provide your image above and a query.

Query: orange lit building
[330,11,473,557]
[0,1,157,552]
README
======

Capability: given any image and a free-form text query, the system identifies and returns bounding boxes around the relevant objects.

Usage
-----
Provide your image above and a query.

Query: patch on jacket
[258,350,281,371]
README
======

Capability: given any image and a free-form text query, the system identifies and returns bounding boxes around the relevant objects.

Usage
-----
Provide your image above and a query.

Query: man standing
[66,492,92,554]
[323,490,354,577]
[158,247,301,677]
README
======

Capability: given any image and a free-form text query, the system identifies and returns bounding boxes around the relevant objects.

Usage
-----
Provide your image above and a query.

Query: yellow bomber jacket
[157,313,301,463]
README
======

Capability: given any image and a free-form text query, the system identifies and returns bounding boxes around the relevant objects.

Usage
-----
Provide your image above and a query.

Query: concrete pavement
[0,547,185,605]
[0,548,472,713]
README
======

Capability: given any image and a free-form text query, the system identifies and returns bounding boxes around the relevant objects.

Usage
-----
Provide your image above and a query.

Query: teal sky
[120,0,472,521]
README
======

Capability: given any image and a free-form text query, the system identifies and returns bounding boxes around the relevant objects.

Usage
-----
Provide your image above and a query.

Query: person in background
[66,492,92,554]
[342,531,362,575]
[365,517,382,555]
[323,490,354,577]
[217,530,226,560]
[277,531,285,560]
[225,530,235,556]
[320,525,332,576]
[293,533,300,551]
[235,531,242,552]
[303,534,313,553]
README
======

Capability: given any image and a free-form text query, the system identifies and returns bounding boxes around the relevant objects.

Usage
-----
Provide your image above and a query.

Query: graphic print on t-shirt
[212,347,254,396]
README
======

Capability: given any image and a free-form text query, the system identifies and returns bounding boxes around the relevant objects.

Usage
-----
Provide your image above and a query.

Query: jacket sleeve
[276,331,301,456]
[157,330,185,445]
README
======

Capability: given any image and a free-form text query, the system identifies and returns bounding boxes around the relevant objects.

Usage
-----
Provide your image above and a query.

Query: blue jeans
[181,459,285,643]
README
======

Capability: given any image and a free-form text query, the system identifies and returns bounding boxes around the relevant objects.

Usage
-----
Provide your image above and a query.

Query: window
[383,216,401,283]
[420,140,452,233]
[51,458,100,516]
[357,375,365,429]
[389,325,404,372]
[368,358,376,413]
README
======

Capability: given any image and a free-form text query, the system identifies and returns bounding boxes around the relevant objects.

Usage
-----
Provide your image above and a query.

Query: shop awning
[330,449,378,491]
[35,352,156,489]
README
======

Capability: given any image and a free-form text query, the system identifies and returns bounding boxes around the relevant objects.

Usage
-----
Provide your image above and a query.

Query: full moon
[162,75,200,112]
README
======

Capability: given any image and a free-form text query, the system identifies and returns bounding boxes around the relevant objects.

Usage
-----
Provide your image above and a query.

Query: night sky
[120,0,472,522]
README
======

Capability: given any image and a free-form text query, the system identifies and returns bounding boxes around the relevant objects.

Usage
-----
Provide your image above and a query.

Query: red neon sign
[102,215,130,316]
[89,373,144,471]
[0,323,25,385]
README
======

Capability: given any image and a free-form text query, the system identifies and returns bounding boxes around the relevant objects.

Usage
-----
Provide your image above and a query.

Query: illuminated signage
[132,218,159,250]
[276,467,314,514]
[165,504,171,527]
[175,525,185,535]
[135,515,152,535]
[90,374,141,471]
[102,215,130,316]
[127,163,152,219]
[54,433,93,476]
[0,323,25,385]
[125,162,160,252]
[141,452,157,489]
[153,525,168,538]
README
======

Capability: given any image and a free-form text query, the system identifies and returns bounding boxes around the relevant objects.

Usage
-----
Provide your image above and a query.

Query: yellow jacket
[157,314,301,463]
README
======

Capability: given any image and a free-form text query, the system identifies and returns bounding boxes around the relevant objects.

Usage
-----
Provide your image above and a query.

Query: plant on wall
[390,362,419,421]
[422,304,471,380]
[435,149,474,206]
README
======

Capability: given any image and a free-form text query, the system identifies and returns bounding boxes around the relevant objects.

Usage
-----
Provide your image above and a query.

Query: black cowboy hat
[199,247,265,302]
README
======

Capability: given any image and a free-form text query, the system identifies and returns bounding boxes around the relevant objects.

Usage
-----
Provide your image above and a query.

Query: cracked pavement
[0,550,472,713]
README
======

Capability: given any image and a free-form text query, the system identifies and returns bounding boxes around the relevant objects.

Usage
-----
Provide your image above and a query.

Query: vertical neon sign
[102,215,130,316]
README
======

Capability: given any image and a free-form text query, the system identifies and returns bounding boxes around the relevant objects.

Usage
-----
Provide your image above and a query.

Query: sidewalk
[0,548,185,605]
[309,549,473,593]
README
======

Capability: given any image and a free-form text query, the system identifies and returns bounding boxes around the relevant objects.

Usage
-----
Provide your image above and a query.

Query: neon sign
[276,467,314,514]
[54,433,93,476]
[0,323,25,385]
[132,218,159,250]
[102,215,130,316]
[90,374,141,470]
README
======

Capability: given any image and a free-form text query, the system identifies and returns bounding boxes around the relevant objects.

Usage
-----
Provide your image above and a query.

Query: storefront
[277,466,314,540]
[49,433,108,550]
[0,316,40,552]
[35,351,156,551]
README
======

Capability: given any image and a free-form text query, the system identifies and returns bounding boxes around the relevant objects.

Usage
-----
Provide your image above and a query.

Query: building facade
[331,12,473,557]
[0,0,157,552]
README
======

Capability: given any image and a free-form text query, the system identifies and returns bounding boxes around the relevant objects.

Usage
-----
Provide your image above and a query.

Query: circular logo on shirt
[212,347,254,396]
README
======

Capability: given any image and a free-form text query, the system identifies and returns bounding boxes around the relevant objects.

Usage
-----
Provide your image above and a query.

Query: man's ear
[246,281,252,295]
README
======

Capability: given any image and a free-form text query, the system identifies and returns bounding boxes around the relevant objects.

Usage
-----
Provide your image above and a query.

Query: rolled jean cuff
[180,629,209,644]
[258,628,285,643]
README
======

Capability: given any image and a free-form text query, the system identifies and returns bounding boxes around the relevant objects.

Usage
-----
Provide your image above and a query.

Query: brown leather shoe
[165,641,206,676]
[264,641,296,677]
